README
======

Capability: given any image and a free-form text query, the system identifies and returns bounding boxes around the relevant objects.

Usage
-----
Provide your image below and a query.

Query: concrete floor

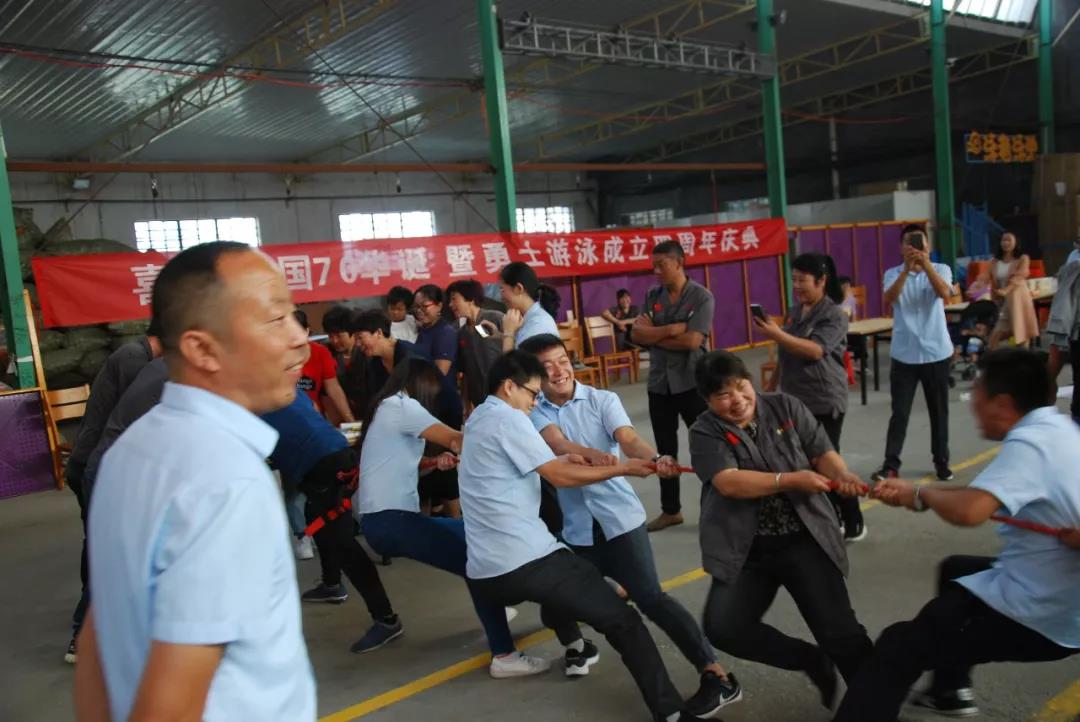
[2,347,1078,722]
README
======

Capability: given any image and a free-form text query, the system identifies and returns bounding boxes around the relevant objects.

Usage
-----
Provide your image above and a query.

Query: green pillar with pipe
[0,122,35,388]
[757,0,793,302]
[1039,0,1055,154]
[930,0,958,271]
[477,0,517,232]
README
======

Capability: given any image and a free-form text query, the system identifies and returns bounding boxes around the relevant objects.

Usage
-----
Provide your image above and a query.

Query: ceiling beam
[532,13,931,160]
[821,0,1029,38]
[299,0,757,165]
[7,160,763,174]
[631,36,1036,161]
[72,0,398,163]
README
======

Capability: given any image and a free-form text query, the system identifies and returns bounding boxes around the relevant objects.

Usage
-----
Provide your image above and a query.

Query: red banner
[31,219,787,327]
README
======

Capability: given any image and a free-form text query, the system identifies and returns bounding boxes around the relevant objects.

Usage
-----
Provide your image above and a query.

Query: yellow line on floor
[320,445,1005,722]
[1032,676,1080,721]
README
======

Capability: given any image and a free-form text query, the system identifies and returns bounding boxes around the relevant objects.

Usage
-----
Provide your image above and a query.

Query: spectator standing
[754,253,864,542]
[447,279,504,409]
[601,289,640,350]
[628,241,715,532]
[872,225,955,483]
[294,310,354,424]
[387,285,419,343]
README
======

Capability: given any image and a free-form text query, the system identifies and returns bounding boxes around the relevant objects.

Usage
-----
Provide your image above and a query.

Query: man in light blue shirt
[76,242,316,722]
[836,349,1080,721]
[873,224,956,482]
[460,350,694,722]
[520,334,741,718]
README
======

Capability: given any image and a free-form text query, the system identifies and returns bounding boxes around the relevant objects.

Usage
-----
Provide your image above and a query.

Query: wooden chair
[758,316,784,389]
[584,316,637,385]
[47,385,90,424]
[852,285,867,320]
[558,325,605,388]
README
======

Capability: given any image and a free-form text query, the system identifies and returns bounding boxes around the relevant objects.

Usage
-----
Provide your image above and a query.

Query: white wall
[682,190,935,227]
[9,171,599,247]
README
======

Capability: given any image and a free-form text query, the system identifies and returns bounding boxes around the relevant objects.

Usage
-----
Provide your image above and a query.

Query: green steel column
[757,0,793,301]
[0,122,34,388]
[1039,0,1055,154]
[930,0,958,271]
[477,0,517,232]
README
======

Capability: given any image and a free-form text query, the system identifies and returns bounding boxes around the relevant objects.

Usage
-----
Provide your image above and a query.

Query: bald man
[74,242,316,722]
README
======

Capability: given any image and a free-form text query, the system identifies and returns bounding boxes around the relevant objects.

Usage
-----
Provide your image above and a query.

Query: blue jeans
[362,510,515,655]
[556,524,716,670]
[284,491,307,537]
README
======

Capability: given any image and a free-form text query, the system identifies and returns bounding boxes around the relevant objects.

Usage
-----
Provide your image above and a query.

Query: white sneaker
[505,607,518,622]
[489,651,551,679]
[293,535,315,560]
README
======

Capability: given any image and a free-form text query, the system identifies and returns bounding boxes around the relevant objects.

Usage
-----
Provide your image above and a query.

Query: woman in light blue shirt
[354,357,550,679]
[497,261,561,351]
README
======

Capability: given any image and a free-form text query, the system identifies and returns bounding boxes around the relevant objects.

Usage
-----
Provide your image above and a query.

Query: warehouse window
[621,208,674,228]
[516,206,575,234]
[133,217,260,252]
[901,0,1036,24]
[339,211,436,241]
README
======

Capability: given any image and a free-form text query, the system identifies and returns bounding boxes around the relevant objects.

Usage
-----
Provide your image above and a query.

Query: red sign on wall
[31,219,787,327]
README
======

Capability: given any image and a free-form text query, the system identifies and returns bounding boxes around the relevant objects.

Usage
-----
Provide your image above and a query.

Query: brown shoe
[646,512,684,532]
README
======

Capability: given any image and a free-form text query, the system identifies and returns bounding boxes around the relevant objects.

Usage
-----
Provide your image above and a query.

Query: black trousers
[815,413,864,532]
[471,549,684,721]
[67,463,90,635]
[648,388,708,515]
[302,448,395,621]
[703,532,873,685]
[1070,341,1080,423]
[834,555,1078,721]
[883,357,950,473]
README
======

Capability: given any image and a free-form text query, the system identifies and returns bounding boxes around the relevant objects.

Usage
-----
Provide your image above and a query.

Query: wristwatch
[651,454,664,463]
[912,486,928,512]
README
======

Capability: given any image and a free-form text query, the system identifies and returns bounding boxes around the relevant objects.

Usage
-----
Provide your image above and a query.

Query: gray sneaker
[301,582,348,604]
[350,618,404,653]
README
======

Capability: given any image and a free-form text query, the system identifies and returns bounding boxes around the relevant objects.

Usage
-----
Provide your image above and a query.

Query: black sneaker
[870,468,898,483]
[64,636,77,664]
[301,582,348,604]
[806,654,838,709]
[844,523,869,544]
[911,687,979,717]
[936,464,955,481]
[684,671,742,718]
[564,639,600,678]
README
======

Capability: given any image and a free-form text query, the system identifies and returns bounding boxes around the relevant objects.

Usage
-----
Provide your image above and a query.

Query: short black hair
[518,333,566,357]
[486,350,547,395]
[386,286,414,308]
[150,240,252,353]
[838,276,852,286]
[901,223,926,236]
[354,309,391,337]
[447,279,486,305]
[652,240,684,262]
[695,350,753,398]
[415,284,444,305]
[616,288,631,299]
[293,309,309,330]
[322,305,356,334]
[976,348,1052,415]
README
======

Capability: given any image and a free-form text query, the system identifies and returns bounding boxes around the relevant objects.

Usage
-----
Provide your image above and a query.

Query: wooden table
[847,317,894,406]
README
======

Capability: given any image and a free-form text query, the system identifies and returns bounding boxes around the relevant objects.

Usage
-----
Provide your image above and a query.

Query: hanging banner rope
[31,219,788,328]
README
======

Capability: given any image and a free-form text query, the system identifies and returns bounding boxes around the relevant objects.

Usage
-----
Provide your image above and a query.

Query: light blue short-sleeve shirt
[515,302,560,347]
[459,395,561,578]
[355,392,442,515]
[89,383,316,722]
[883,262,954,365]
[530,383,646,546]
[959,407,1080,648]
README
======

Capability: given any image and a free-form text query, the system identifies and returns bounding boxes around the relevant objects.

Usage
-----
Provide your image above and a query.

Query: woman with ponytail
[496,261,561,352]
[752,252,866,542]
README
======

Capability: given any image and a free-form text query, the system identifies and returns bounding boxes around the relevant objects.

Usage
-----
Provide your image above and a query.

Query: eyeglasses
[517,383,542,402]
[412,301,438,313]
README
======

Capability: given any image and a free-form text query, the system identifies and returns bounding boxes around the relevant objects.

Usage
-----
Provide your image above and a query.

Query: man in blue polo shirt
[836,348,1080,721]
[76,243,315,721]
[520,334,741,718]
[460,351,701,722]
[873,224,955,482]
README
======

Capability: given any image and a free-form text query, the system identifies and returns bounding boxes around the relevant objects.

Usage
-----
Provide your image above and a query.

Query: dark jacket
[689,392,848,584]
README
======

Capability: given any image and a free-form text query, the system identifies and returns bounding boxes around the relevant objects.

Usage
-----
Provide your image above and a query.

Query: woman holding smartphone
[751,253,865,542]
[447,279,504,410]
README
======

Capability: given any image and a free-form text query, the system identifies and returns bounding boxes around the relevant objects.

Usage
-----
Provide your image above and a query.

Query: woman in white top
[496,262,561,351]
[987,232,1038,349]
[355,357,549,678]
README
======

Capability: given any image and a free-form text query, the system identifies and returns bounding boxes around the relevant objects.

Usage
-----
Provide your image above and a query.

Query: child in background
[387,285,419,343]
[838,277,857,320]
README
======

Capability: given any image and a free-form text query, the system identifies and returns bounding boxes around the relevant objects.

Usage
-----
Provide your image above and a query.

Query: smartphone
[475,323,490,338]
[750,304,767,322]
[907,233,925,251]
